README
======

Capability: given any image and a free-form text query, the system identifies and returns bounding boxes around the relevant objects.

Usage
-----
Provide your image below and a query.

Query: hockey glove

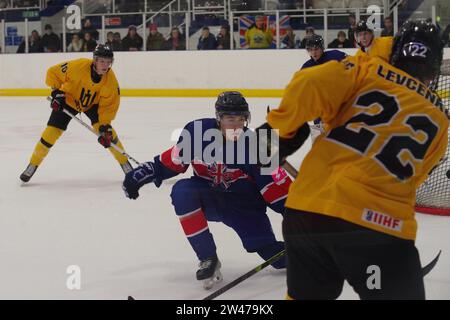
[255,122,310,167]
[122,162,156,200]
[50,89,66,112]
[98,124,113,148]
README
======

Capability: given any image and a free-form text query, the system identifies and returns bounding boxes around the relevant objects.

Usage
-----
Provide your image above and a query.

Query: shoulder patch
[341,59,355,70]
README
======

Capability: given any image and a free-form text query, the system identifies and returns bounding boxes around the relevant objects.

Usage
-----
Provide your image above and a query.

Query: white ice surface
[0,97,449,300]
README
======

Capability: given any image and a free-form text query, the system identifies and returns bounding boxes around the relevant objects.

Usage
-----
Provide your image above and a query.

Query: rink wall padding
[0,48,449,98]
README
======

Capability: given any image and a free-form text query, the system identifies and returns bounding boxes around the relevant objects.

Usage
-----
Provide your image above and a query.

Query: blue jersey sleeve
[250,165,292,214]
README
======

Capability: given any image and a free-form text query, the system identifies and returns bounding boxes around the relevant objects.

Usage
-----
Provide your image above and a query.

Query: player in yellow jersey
[354,19,393,61]
[256,20,447,299]
[20,44,132,183]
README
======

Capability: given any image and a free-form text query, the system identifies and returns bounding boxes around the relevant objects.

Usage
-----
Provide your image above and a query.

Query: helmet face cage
[390,20,444,84]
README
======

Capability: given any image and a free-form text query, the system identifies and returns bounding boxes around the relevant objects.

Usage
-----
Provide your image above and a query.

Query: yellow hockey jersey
[355,36,393,61]
[245,27,273,49]
[268,54,448,240]
[46,58,120,125]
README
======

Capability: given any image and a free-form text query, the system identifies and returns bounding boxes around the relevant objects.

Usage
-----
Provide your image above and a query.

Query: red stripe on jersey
[261,169,292,204]
[179,209,208,237]
[160,146,188,173]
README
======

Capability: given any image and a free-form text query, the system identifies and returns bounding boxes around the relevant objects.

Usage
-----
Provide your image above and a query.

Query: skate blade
[203,270,223,290]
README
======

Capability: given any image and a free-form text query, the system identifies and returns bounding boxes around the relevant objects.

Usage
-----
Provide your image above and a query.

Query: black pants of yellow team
[29,104,128,167]
[283,208,425,300]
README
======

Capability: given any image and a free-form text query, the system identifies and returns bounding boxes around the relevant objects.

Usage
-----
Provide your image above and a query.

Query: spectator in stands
[244,15,273,49]
[122,25,143,51]
[112,32,123,51]
[164,27,186,51]
[281,26,297,49]
[67,33,83,52]
[347,13,357,48]
[197,26,217,50]
[106,31,115,48]
[80,19,99,40]
[28,29,44,53]
[81,32,97,52]
[146,23,165,51]
[381,16,394,37]
[299,26,315,49]
[328,31,353,48]
[42,24,61,52]
[216,24,234,50]
[17,30,44,53]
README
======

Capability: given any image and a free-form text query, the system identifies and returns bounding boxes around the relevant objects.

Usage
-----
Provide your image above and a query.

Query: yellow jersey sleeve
[98,71,120,125]
[267,55,364,138]
[45,60,73,90]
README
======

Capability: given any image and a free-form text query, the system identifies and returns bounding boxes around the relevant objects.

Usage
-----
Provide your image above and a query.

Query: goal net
[415,59,450,216]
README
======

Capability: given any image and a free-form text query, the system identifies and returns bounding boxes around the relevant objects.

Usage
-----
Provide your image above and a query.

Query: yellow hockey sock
[30,126,64,166]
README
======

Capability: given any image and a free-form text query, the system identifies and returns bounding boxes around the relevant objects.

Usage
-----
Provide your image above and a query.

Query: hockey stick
[203,249,286,300]
[201,248,440,301]
[46,97,140,165]
[422,250,441,277]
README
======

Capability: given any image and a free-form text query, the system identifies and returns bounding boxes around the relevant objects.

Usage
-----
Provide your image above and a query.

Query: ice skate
[20,164,38,183]
[196,256,223,290]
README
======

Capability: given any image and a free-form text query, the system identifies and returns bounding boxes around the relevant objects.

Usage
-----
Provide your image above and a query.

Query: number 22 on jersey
[326,90,439,181]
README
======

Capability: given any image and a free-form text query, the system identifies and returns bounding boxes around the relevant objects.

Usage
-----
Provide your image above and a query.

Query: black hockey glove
[255,122,310,167]
[98,124,113,148]
[122,162,156,200]
[50,89,66,112]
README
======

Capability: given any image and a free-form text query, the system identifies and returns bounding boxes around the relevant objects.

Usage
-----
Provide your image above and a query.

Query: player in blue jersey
[301,34,347,69]
[301,34,347,141]
[122,92,290,289]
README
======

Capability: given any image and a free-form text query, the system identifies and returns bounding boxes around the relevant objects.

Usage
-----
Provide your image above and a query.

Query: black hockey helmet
[93,44,114,60]
[215,91,250,121]
[390,20,444,83]
[355,19,373,34]
[305,34,324,50]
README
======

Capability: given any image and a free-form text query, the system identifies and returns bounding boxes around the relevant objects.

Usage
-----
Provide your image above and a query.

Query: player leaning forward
[257,20,447,299]
[123,92,290,289]
[20,44,132,182]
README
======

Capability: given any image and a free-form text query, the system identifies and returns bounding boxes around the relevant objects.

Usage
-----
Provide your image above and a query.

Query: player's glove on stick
[122,162,156,199]
[98,124,113,148]
[255,122,310,167]
[50,89,66,112]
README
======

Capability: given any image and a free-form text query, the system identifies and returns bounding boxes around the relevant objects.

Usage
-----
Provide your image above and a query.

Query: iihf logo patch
[362,209,403,232]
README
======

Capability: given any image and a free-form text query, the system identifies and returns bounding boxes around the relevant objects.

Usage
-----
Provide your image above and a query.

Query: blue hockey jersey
[152,118,291,214]
[301,49,347,69]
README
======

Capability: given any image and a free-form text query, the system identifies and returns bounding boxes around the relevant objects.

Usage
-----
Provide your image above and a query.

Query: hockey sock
[30,126,64,166]
[178,208,217,261]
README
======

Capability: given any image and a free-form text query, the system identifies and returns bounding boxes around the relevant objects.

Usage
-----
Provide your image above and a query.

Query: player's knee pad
[255,241,286,269]
[170,179,202,213]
